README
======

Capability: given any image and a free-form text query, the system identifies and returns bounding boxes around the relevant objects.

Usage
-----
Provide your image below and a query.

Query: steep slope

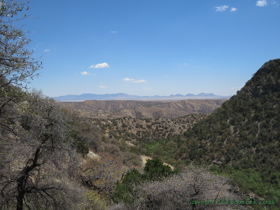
[176,59,280,203]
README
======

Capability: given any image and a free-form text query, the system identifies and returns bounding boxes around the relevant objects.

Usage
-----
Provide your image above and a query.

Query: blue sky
[22,0,280,97]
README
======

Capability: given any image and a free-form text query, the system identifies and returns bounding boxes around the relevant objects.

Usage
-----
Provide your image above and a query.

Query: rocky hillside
[60,99,226,119]
[93,113,207,143]
[173,59,280,205]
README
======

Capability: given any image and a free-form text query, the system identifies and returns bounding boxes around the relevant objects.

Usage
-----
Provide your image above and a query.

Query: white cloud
[133,79,146,83]
[215,5,229,12]
[110,31,117,34]
[81,71,90,75]
[230,7,237,11]
[123,78,134,82]
[256,0,267,6]
[143,87,152,90]
[95,62,109,68]
[44,49,50,52]
[123,78,147,83]
[99,86,107,88]
[89,62,109,69]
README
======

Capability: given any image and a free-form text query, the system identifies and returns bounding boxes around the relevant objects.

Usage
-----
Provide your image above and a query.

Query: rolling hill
[59,99,226,119]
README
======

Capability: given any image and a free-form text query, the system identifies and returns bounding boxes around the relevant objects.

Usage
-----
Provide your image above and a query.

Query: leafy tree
[143,158,176,181]
[112,158,177,205]
[74,136,89,157]
[0,0,41,90]
[112,168,142,204]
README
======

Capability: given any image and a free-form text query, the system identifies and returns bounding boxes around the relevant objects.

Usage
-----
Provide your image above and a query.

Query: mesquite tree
[1,89,82,209]
[0,1,82,209]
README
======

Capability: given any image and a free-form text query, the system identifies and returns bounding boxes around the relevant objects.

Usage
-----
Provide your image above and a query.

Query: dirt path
[125,141,136,147]
[140,155,174,170]
[124,141,175,170]
[86,148,174,171]
[87,150,101,159]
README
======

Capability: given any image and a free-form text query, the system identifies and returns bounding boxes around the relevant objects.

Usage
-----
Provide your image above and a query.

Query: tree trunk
[16,148,41,210]
[16,176,24,210]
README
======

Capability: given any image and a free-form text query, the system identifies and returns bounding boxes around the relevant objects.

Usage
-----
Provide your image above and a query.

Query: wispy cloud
[215,5,237,12]
[110,31,117,34]
[271,0,279,5]
[99,86,107,88]
[123,78,134,82]
[133,79,146,83]
[44,49,50,52]
[256,0,267,6]
[81,71,95,76]
[89,62,109,69]
[123,78,147,83]
[143,87,152,90]
[81,71,90,75]
[215,5,229,12]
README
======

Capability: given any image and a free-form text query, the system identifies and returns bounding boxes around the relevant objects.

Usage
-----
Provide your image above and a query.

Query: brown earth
[60,99,226,119]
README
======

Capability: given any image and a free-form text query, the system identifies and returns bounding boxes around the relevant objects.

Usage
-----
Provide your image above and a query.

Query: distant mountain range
[53,93,230,101]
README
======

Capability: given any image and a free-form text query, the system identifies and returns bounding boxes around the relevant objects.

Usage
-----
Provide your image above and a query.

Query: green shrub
[112,158,177,205]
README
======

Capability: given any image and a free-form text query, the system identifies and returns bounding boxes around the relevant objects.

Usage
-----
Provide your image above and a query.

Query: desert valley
[1,0,280,209]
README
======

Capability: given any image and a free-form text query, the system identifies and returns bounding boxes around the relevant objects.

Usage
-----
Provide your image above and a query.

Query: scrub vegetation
[1,1,279,209]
